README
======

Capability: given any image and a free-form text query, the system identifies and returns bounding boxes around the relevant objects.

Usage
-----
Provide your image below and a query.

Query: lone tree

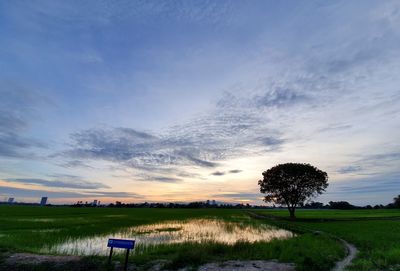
[258,163,328,219]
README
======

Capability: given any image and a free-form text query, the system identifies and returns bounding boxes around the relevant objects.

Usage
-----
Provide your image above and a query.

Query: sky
[0,0,399,206]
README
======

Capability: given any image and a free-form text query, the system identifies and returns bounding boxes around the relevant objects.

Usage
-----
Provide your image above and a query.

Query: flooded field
[43,219,294,256]
[1,207,352,270]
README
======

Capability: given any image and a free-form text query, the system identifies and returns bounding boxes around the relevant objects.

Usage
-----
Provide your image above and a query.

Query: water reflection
[45,219,294,256]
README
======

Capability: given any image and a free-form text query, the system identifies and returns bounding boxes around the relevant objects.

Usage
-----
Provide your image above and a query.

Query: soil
[332,239,358,271]
[195,260,295,271]
[4,252,81,265]
[2,253,295,271]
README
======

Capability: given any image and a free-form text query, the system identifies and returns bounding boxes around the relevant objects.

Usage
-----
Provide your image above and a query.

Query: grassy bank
[0,205,344,270]
[254,208,400,219]
[254,209,400,271]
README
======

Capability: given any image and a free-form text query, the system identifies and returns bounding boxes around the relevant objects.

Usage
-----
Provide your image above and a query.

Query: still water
[44,219,294,255]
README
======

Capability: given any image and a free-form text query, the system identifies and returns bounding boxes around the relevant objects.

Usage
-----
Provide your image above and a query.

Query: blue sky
[1,0,399,205]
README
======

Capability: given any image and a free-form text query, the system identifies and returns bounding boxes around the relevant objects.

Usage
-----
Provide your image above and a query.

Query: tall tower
[40,197,48,206]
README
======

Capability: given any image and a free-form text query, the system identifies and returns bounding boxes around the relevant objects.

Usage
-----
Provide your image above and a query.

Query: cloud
[0,132,45,158]
[211,169,242,176]
[65,127,161,162]
[8,0,234,27]
[4,178,109,189]
[319,174,400,206]
[184,155,217,168]
[60,108,284,175]
[64,127,220,171]
[317,124,353,133]
[211,192,262,200]
[324,48,381,74]
[176,172,204,179]
[362,152,400,163]
[327,174,400,195]
[211,171,225,176]
[337,166,363,174]
[55,86,287,182]
[58,160,93,169]
[0,112,26,132]
[0,83,48,158]
[152,177,182,183]
[0,186,141,199]
[256,88,309,108]
[342,151,400,176]
[46,174,81,179]
[256,136,286,152]
[136,175,182,183]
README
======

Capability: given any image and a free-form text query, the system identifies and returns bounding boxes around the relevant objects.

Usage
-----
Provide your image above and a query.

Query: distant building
[40,197,48,206]
[7,197,14,204]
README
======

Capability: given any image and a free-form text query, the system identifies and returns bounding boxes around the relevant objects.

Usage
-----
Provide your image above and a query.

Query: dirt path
[332,238,358,271]
[198,261,295,271]
[4,253,81,265]
[3,253,296,271]
[196,260,295,271]
[148,260,295,271]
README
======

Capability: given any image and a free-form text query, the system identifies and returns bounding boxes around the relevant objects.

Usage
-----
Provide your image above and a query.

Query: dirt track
[196,260,295,271]
[332,239,358,271]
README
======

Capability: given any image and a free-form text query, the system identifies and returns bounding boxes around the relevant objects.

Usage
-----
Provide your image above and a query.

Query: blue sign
[107,238,135,249]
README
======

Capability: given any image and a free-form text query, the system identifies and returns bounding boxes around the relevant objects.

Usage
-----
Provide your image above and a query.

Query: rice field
[253,209,400,271]
[1,206,398,270]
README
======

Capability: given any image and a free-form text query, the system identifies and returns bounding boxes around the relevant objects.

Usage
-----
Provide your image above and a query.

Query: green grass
[255,208,400,219]
[145,234,343,271]
[254,209,400,271]
[0,205,345,270]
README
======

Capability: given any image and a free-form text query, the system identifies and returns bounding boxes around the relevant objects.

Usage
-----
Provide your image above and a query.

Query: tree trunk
[288,207,296,220]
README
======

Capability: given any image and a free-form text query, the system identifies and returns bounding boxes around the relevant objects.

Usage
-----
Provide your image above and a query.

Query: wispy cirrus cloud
[58,160,93,169]
[320,173,400,205]
[211,192,262,201]
[0,132,45,158]
[255,88,309,108]
[6,0,234,28]
[4,177,109,190]
[336,151,400,177]
[62,127,220,170]
[337,166,363,174]
[211,169,242,176]
[135,175,183,183]
[0,83,49,158]
[58,97,286,178]
[0,185,141,199]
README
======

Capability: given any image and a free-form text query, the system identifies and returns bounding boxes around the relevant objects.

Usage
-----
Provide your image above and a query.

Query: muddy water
[44,219,294,256]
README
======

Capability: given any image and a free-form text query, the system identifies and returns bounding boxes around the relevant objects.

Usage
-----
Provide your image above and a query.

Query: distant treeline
[302,200,399,210]
[69,199,400,209]
[71,201,267,209]
[2,196,399,209]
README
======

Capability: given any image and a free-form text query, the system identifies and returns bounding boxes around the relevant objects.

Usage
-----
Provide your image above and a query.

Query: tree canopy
[258,163,328,219]
[393,195,400,208]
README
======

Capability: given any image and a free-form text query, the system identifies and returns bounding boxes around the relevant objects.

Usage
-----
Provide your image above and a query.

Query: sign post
[107,238,135,271]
